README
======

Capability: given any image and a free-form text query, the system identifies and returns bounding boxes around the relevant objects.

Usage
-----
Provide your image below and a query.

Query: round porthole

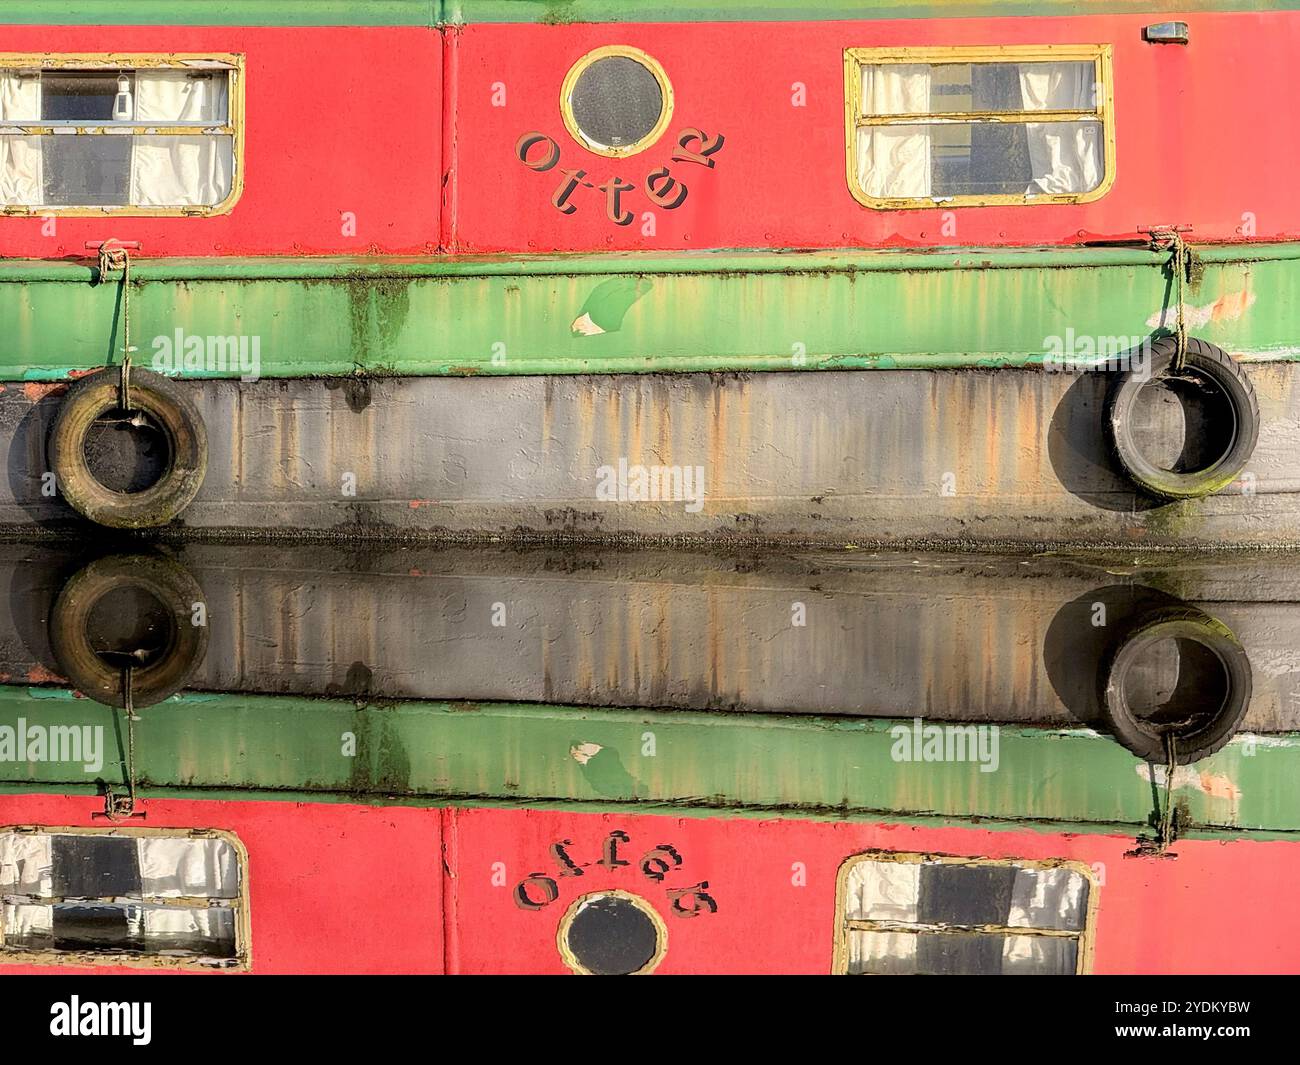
[560,46,674,157]
[557,890,668,975]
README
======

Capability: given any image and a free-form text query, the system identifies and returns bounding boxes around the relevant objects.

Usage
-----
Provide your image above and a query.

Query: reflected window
[0,827,249,969]
[835,853,1094,974]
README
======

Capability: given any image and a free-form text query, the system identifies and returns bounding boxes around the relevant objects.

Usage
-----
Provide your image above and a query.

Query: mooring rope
[1157,731,1179,854]
[97,240,134,412]
[1147,228,1193,373]
[103,666,140,822]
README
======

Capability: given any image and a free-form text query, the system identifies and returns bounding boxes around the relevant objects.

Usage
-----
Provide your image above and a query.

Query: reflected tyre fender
[1099,604,1252,764]
[1106,336,1259,501]
[49,367,207,529]
[48,553,209,708]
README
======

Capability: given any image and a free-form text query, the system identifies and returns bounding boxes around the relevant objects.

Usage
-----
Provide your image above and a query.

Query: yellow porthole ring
[556,889,669,975]
[559,45,674,158]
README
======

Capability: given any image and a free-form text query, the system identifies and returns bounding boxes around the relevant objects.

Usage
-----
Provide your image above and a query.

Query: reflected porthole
[557,890,667,975]
[560,46,674,157]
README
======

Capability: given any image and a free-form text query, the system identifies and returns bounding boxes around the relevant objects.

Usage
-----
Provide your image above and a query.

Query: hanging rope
[1126,730,1181,859]
[97,239,134,412]
[102,666,141,822]
[1156,731,1179,854]
[1169,232,1192,373]
[1146,227,1194,373]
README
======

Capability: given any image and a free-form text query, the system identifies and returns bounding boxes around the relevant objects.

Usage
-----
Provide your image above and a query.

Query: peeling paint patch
[571,312,605,336]
[570,741,603,765]
[1138,763,1241,803]
[1147,290,1256,330]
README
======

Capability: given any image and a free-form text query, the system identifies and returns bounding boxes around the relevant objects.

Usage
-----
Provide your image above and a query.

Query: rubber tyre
[1106,336,1259,501]
[48,554,209,708]
[49,367,207,529]
[1099,605,1252,764]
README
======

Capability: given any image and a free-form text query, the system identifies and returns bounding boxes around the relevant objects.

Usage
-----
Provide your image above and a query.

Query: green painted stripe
[0,1,438,26]
[1,687,1296,837]
[3,245,1297,378]
[448,0,1300,23]
[3,0,1297,27]
[8,242,1300,283]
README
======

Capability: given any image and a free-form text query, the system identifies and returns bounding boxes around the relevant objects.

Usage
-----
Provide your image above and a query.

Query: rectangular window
[844,45,1114,209]
[0,827,250,969]
[0,54,244,215]
[833,852,1096,974]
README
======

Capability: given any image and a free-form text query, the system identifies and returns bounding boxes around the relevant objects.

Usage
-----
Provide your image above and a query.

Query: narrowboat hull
[3,4,1299,545]
[5,358,1300,546]
[2,543,1298,733]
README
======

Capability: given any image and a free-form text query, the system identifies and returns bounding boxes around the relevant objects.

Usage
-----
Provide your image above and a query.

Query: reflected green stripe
[1,687,1296,836]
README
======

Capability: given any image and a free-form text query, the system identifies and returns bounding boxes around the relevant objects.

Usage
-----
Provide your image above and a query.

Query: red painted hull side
[0,12,1296,256]
[2,796,1299,974]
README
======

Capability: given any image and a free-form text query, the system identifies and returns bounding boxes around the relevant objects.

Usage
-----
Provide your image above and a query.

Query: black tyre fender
[1099,604,1252,764]
[49,367,207,529]
[48,553,209,708]
[1107,336,1259,501]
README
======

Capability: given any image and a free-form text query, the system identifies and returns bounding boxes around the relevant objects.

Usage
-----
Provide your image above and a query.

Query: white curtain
[0,72,43,206]
[130,70,232,206]
[0,831,52,897]
[1018,63,1102,194]
[137,836,238,898]
[856,64,932,199]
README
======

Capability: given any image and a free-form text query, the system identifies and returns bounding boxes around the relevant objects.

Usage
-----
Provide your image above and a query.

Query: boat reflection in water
[1,544,1297,974]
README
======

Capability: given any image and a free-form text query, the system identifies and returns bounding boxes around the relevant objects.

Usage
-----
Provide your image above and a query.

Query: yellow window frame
[0,52,246,217]
[560,45,675,159]
[843,44,1116,210]
[832,850,1099,975]
[0,825,252,971]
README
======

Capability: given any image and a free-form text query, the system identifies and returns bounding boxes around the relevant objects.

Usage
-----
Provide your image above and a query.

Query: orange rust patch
[23,382,67,402]
[27,664,62,684]
[1209,289,1253,323]
[1197,771,1242,803]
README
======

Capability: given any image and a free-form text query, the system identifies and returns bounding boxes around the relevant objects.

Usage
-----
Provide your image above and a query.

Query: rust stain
[27,665,61,684]
[1145,289,1256,329]
[23,382,66,402]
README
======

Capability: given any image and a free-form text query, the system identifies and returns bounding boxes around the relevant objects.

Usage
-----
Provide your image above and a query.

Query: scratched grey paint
[2,543,1297,732]
[2,365,1299,545]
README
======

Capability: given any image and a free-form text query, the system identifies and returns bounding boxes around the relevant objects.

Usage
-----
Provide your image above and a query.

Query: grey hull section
[2,542,1297,732]
[2,365,1300,547]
